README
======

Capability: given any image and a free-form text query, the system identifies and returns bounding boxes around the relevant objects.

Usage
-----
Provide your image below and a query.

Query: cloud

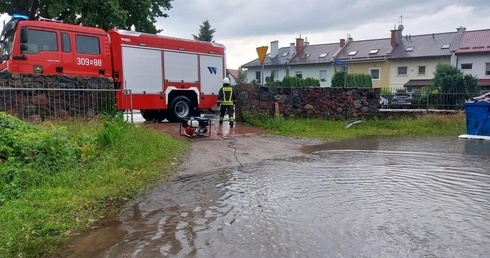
[155,1,490,69]
[2,0,489,70]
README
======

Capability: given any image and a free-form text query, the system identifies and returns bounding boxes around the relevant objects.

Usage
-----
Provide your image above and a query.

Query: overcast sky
[157,0,490,69]
[2,1,489,70]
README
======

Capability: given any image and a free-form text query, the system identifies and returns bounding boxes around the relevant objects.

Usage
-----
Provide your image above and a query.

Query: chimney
[270,40,279,58]
[390,24,404,47]
[340,38,346,48]
[296,37,304,53]
[289,43,295,57]
[391,30,396,46]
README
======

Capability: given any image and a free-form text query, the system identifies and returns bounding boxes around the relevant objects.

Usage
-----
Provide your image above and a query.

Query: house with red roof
[453,28,490,91]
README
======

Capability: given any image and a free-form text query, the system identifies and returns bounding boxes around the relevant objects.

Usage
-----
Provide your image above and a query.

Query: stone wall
[0,73,114,122]
[235,84,382,120]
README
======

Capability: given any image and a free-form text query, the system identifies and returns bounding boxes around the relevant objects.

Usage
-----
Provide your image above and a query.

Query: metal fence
[380,92,489,110]
[0,88,134,123]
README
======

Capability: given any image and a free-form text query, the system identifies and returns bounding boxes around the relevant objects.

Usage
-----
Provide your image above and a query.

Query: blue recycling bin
[464,101,490,136]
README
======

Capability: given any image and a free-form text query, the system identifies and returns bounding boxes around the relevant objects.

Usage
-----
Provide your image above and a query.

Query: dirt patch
[178,135,322,175]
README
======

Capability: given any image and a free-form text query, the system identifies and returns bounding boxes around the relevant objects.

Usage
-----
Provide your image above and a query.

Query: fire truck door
[73,34,105,77]
[60,32,74,75]
[21,28,62,75]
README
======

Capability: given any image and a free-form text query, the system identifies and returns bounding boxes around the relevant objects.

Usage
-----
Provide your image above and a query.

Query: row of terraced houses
[240,25,490,93]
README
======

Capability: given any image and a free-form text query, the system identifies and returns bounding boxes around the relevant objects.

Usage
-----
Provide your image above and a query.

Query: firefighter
[217,77,237,127]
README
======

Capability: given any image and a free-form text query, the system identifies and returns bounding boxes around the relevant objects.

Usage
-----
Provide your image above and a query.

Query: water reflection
[105,136,490,258]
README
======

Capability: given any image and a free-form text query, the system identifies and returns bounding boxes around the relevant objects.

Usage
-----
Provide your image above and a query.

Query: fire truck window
[75,35,100,55]
[61,33,71,53]
[24,30,57,54]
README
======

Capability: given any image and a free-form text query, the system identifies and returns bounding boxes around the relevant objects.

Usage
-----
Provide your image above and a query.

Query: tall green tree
[0,0,173,33]
[431,63,479,93]
[428,63,479,108]
[192,19,215,42]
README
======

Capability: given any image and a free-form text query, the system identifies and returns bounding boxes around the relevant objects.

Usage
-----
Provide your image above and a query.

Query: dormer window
[441,44,450,49]
[319,53,328,58]
[405,46,414,52]
[348,50,358,56]
[300,53,311,59]
[369,49,379,54]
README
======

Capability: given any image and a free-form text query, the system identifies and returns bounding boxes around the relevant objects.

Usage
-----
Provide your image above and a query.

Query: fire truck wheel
[155,110,168,122]
[169,96,194,122]
[141,110,167,122]
[140,110,156,121]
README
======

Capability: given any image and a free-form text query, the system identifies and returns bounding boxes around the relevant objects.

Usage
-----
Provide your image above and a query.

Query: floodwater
[62,136,490,258]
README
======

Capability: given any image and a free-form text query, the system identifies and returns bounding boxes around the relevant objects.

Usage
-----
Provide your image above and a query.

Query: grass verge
[242,112,466,140]
[0,113,187,258]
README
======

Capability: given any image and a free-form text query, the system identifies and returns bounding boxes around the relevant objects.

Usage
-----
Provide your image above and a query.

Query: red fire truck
[0,15,226,122]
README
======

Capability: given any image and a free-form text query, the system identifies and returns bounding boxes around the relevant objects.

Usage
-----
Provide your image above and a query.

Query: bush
[331,72,372,88]
[0,112,129,204]
[280,76,320,87]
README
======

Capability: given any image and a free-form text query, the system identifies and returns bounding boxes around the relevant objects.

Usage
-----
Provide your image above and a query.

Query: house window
[369,49,379,55]
[441,44,450,49]
[486,63,490,76]
[397,66,408,76]
[348,50,358,56]
[370,68,380,80]
[405,46,414,52]
[418,66,426,75]
[255,71,261,81]
[319,70,327,82]
[461,63,473,70]
[295,71,303,78]
[319,53,328,58]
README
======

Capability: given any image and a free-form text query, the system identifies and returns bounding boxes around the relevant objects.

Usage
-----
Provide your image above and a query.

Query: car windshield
[395,93,410,97]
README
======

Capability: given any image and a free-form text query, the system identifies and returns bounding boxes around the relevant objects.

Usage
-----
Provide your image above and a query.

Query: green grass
[0,113,188,258]
[243,112,466,140]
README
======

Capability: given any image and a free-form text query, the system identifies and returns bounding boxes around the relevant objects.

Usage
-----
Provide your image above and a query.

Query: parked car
[391,93,413,108]
[379,96,389,109]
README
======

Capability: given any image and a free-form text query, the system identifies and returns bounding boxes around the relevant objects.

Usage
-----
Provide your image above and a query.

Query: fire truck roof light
[12,14,29,20]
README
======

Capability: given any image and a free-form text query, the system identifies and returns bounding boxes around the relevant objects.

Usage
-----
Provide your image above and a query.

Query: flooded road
[61,136,490,258]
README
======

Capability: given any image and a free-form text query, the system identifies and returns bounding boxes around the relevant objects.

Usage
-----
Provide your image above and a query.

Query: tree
[428,63,479,108]
[235,68,248,85]
[0,0,173,33]
[192,19,216,42]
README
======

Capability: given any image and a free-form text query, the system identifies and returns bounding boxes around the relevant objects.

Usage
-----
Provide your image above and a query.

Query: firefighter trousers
[219,105,235,126]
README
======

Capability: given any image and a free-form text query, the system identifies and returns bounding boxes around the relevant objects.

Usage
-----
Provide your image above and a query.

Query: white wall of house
[245,66,287,85]
[389,57,450,91]
[455,53,490,79]
[287,64,334,87]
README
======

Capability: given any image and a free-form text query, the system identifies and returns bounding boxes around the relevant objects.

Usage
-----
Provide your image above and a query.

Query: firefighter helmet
[222,77,230,84]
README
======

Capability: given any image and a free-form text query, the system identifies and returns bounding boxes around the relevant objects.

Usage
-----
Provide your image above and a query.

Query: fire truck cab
[0,15,112,78]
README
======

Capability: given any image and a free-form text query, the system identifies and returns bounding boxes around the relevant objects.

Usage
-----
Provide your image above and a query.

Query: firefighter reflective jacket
[218,85,236,106]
